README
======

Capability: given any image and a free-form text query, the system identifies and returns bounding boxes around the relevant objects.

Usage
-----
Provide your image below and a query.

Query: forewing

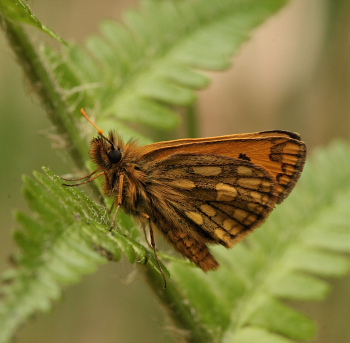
[150,153,278,250]
[141,131,306,204]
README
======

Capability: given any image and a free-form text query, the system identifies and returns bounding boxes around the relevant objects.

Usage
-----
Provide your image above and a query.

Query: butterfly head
[90,131,123,169]
[78,108,122,168]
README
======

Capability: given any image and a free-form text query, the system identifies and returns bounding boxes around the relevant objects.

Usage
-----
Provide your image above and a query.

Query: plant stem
[0,13,103,201]
[141,265,214,343]
[0,15,86,170]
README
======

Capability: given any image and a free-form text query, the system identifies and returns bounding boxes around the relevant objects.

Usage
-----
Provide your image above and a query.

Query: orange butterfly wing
[140,130,306,204]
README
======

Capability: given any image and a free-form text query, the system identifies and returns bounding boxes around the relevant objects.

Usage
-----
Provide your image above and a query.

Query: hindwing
[150,153,278,250]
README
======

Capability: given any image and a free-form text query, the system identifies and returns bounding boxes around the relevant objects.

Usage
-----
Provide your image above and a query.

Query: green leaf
[246,297,316,340]
[0,168,167,343]
[268,272,329,301]
[232,327,295,343]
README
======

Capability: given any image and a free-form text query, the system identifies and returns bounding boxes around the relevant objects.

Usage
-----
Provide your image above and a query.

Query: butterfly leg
[110,173,124,230]
[141,224,153,250]
[142,213,167,288]
[62,170,106,187]
[110,205,120,231]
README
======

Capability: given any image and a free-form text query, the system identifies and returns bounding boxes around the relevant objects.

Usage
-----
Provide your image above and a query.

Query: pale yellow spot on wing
[234,208,249,222]
[216,183,238,201]
[250,191,270,205]
[247,202,264,214]
[185,211,203,225]
[237,165,253,176]
[169,179,196,189]
[200,204,216,217]
[260,180,273,192]
[262,194,269,204]
[222,218,241,234]
[244,214,258,225]
[250,191,264,203]
[237,178,262,190]
[213,228,231,245]
[193,166,222,176]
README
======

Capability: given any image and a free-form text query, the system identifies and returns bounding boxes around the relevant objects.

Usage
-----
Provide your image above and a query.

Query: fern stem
[0,12,103,201]
[0,15,85,170]
[141,266,214,343]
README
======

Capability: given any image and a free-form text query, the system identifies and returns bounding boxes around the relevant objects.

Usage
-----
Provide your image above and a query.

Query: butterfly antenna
[80,108,114,147]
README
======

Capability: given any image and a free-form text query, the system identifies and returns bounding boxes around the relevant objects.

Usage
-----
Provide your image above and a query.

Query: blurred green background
[0,0,349,342]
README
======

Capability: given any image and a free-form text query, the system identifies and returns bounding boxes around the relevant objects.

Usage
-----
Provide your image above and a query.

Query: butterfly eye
[108,149,122,164]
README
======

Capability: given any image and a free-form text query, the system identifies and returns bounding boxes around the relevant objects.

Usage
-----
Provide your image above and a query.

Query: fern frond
[41,0,289,139]
[168,139,350,342]
[0,168,166,343]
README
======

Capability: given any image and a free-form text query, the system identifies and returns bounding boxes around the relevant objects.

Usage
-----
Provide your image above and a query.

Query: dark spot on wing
[238,153,251,161]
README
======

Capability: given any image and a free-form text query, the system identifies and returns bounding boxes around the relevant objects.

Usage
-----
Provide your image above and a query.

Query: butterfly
[64,109,306,287]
